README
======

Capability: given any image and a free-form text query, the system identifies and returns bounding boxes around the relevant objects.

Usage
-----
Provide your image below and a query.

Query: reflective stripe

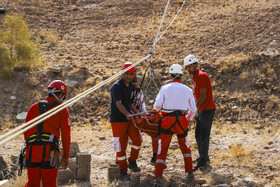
[183,153,192,157]
[49,134,54,142]
[42,134,50,137]
[117,156,127,161]
[185,136,189,148]
[158,139,162,154]
[29,134,37,138]
[156,159,165,164]
[131,145,141,150]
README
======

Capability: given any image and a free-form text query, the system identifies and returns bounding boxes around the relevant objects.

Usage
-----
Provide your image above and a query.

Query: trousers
[111,122,142,171]
[155,115,193,178]
[25,167,58,187]
[195,109,215,163]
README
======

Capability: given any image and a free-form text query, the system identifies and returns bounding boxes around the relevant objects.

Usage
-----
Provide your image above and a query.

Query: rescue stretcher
[131,109,192,136]
[131,111,161,134]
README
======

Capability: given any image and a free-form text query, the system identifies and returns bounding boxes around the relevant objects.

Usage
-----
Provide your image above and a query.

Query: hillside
[0,0,279,186]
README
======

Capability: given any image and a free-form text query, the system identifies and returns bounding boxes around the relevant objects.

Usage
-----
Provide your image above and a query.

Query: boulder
[0,157,7,170]
[195,178,207,184]
[49,66,62,73]
[2,88,10,93]
[57,168,75,184]
[76,152,91,181]
[16,112,28,123]
[69,142,80,158]
[130,173,141,186]
[108,164,120,182]
[9,96,16,100]
[68,158,76,173]
[65,79,79,88]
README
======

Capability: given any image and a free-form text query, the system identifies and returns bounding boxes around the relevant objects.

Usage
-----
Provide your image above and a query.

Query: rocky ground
[0,0,279,186]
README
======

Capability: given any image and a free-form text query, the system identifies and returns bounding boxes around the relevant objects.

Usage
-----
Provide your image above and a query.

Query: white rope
[0,55,151,146]
[154,0,187,47]
[152,0,170,50]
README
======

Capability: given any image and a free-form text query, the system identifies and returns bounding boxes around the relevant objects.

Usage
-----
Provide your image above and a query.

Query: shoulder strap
[37,100,59,133]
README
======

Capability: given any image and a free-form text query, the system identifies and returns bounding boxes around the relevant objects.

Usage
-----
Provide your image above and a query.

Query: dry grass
[24,76,40,88]
[99,118,111,130]
[240,71,249,80]
[229,143,252,157]
[85,77,96,85]
[268,94,280,104]
[40,30,59,45]
[214,53,253,69]
[102,90,110,99]
[67,68,80,77]
[262,62,275,74]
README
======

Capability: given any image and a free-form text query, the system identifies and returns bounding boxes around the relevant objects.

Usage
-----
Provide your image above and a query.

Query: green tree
[0,14,44,78]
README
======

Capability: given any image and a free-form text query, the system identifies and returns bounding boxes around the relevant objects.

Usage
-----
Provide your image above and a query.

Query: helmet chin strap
[48,88,64,103]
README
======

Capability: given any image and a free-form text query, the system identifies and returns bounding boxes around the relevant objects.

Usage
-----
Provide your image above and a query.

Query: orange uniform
[24,97,70,187]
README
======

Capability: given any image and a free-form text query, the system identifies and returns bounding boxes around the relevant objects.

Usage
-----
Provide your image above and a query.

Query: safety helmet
[169,64,184,74]
[122,62,136,73]
[184,55,198,67]
[47,80,67,103]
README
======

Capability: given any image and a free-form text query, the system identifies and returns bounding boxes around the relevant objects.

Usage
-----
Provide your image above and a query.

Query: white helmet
[169,64,183,74]
[184,55,198,66]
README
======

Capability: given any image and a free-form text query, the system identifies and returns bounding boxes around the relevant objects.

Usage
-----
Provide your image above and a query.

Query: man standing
[24,80,71,187]
[110,62,142,181]
[184,55,216,171]
[153,64,197,185]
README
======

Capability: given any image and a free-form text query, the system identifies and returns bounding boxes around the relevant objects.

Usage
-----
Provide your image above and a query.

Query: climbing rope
[140,0,187,105]
[0,0,187,146]
[154,0,187,46]
[152,0,171,52]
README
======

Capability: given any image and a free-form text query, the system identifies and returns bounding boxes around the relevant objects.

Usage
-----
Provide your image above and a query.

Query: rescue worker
[23,80,71,187]
[184,55,216,171]
[153,64,197,185]
[129,62,159,165]
[110,63,142,181]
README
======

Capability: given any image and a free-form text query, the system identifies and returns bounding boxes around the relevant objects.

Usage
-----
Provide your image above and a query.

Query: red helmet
[48,80,67,96]
[122,62,136,73]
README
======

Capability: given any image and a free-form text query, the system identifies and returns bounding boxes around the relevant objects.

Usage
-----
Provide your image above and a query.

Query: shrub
[0,14,45,79]
[0,43,12,68]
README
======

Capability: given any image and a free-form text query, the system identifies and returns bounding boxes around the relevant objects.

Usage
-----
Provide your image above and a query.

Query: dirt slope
[0,0,279,186]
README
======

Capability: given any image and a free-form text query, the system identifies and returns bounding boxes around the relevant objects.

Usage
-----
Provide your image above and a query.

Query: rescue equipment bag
[158,110,189,138]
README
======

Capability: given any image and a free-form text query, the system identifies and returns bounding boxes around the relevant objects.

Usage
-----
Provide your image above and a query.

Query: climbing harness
[158,110,190,138]
[18,101,60,176]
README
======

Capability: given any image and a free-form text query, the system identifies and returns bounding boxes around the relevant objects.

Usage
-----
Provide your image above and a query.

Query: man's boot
[187,173,195,181]
[128,160,141,172]
[119,169,130,181]
[192,156,210,163]
[154,178,162,187]
[193,159,207,172]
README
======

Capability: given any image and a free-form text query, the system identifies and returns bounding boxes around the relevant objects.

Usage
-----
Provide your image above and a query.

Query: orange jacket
[24,97,71,162]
